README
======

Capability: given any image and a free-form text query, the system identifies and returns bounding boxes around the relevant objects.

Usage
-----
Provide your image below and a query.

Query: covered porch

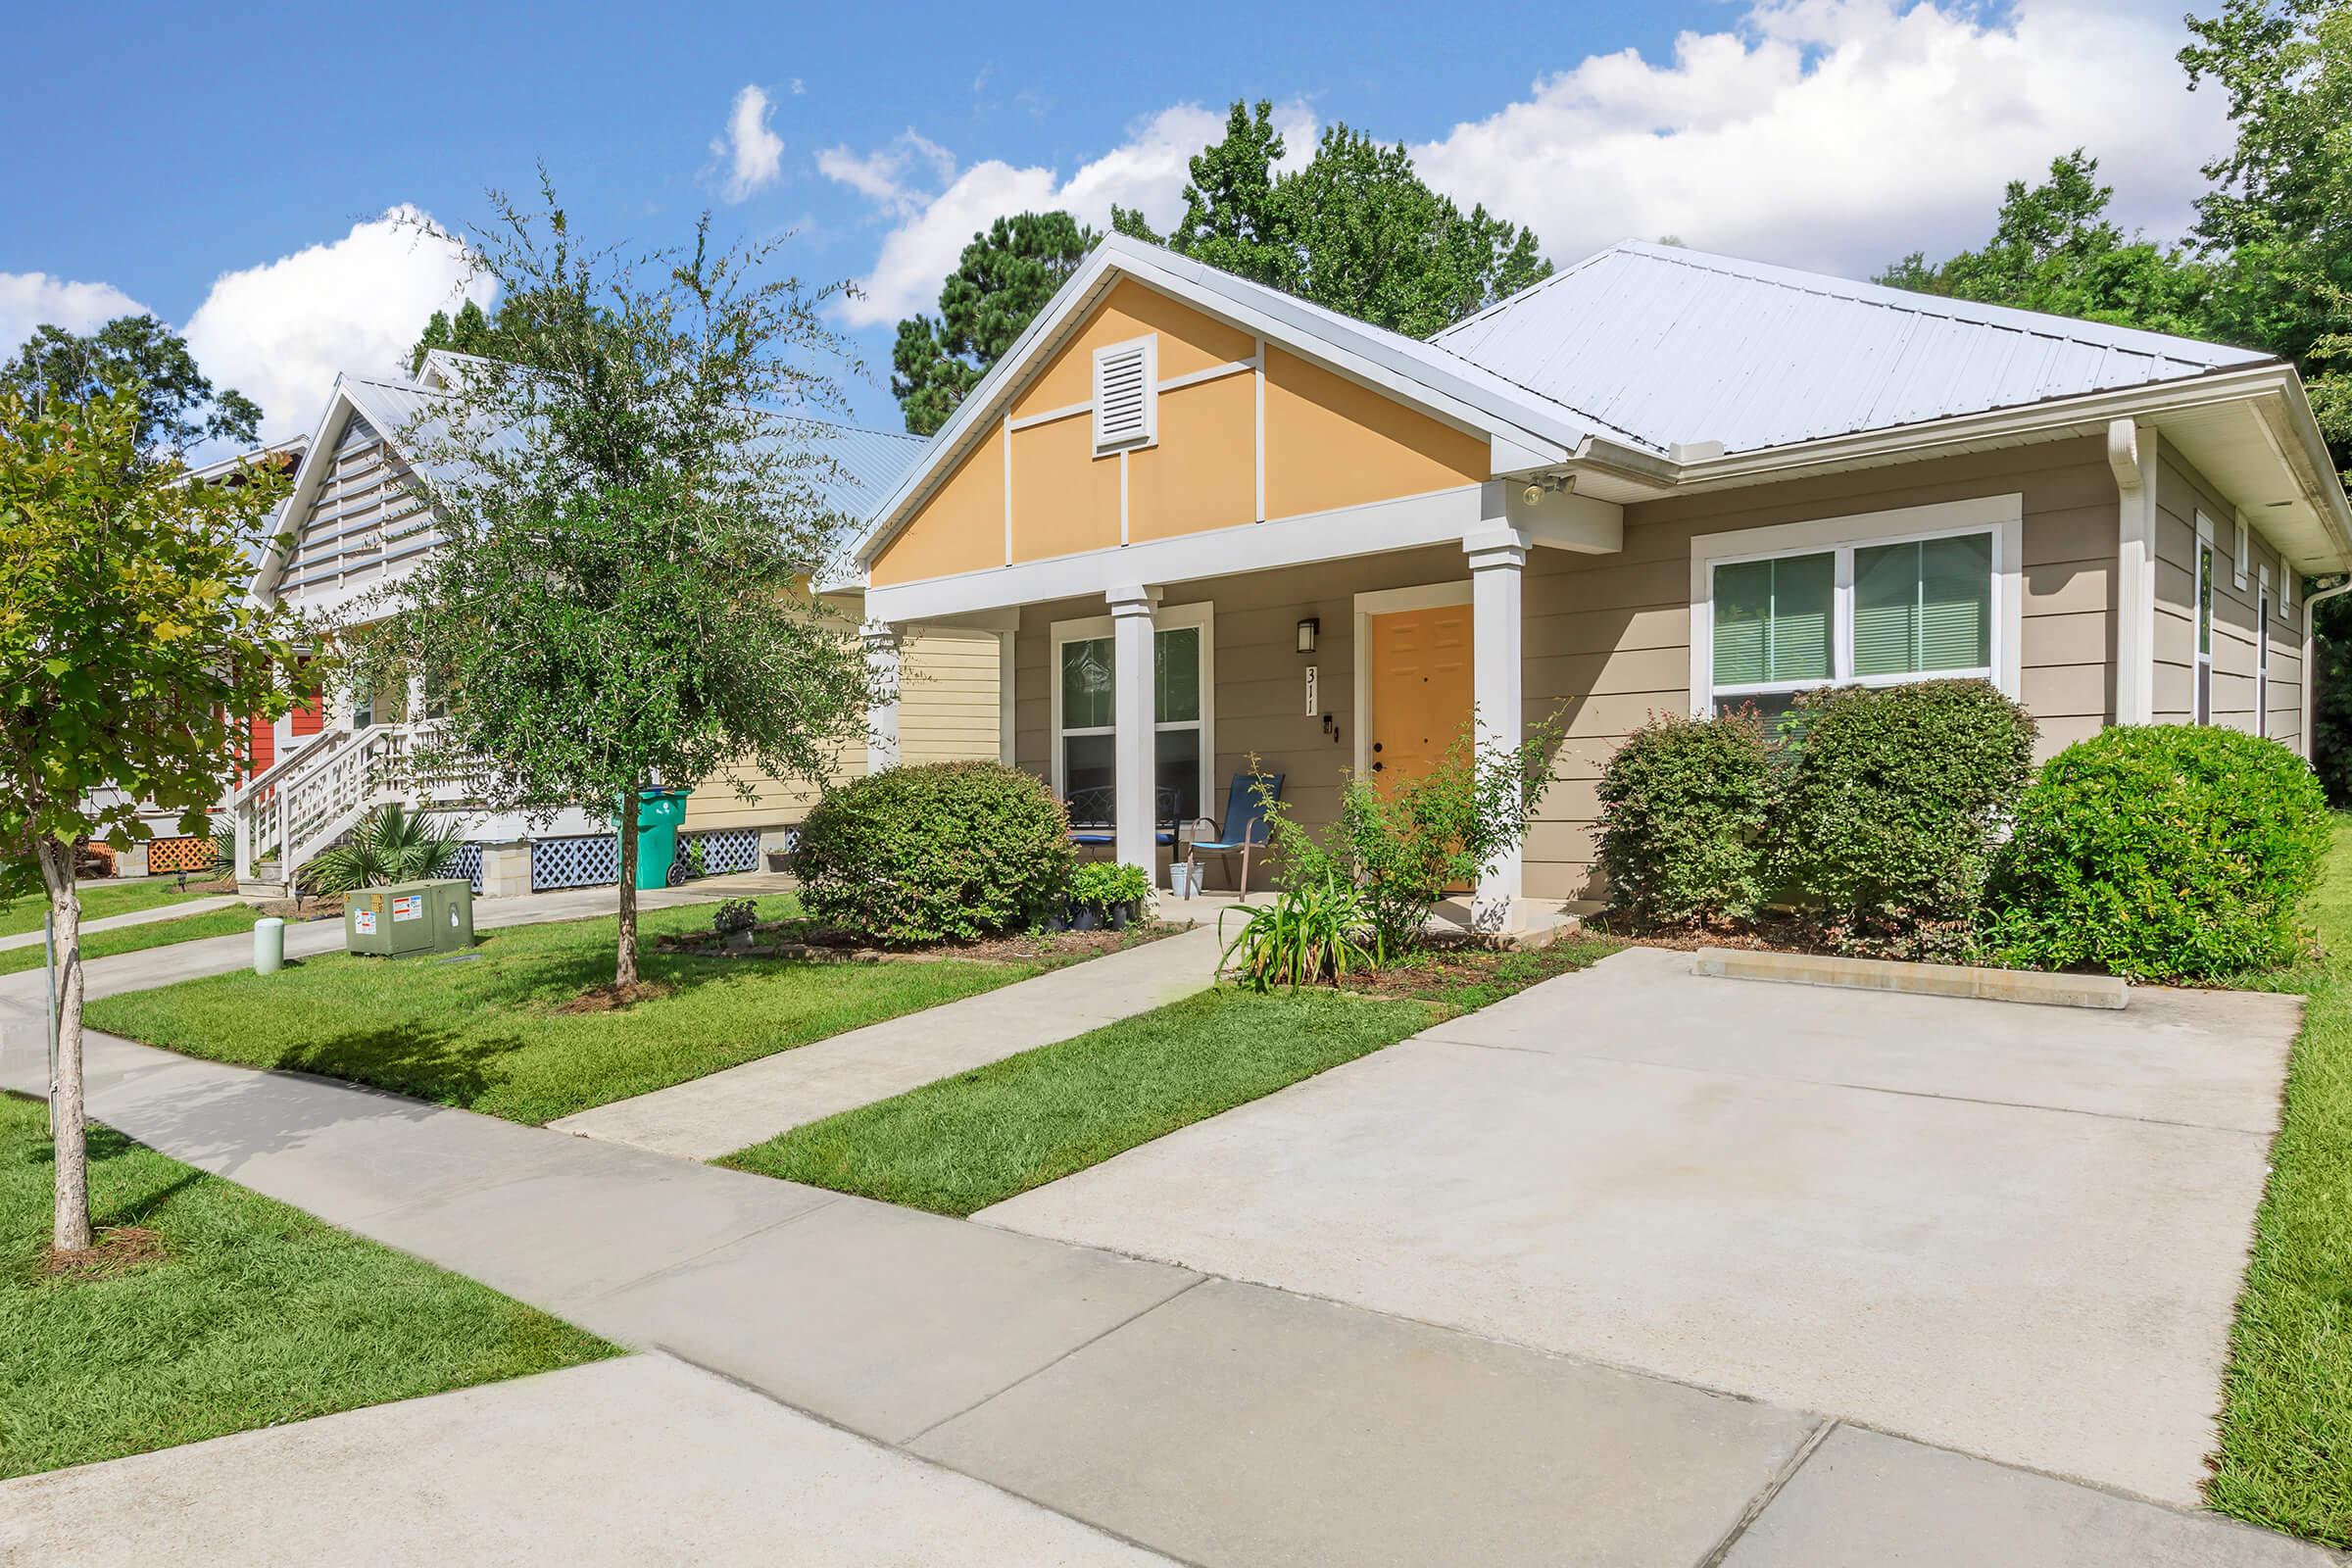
[862,482,1623,931]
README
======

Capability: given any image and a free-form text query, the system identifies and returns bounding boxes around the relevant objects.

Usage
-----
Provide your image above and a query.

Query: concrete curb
[1691,947,2128,1010]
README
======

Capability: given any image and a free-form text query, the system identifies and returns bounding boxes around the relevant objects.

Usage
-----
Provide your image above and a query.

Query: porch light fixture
[1297,617,1319,654]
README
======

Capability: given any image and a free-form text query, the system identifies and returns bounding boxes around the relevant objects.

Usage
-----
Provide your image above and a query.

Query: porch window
[2195,540,2215,725]
[1691,496,2018,721]
[1053,603,1212,825]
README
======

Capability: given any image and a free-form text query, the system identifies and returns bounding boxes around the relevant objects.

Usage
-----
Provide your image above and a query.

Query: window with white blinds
[1702,525,1999,716]
[1092,337,1157,456]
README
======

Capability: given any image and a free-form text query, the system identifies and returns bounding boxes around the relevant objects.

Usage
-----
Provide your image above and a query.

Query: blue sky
[2,0,2229,444]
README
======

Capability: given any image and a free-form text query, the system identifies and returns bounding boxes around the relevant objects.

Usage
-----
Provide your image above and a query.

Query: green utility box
[345,878,475,957]
[627,788,693,891]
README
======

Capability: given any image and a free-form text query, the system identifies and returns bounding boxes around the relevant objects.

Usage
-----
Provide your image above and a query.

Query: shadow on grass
[260,1024,521,1109]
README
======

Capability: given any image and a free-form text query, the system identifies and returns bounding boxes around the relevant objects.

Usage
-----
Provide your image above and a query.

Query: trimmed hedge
[1595,710,1774,927]
[1772,679,2036,956]
[792,761,1074,945]
[1981,725,2329,981]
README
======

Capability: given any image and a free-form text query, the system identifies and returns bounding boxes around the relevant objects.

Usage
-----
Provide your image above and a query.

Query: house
[230,356,999,896]
[842,234,2352,927]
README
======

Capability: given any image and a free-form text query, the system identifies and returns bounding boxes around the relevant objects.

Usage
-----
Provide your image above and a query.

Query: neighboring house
[86,434,311,879]
[844,234,2352,926]
[230,355,997,896]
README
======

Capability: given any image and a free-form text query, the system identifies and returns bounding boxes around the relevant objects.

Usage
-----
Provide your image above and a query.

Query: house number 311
[1304,664,1318,715]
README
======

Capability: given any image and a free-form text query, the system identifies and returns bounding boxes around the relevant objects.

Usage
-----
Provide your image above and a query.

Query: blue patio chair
[1188,772,1283,896]
[1064,785,1183,858]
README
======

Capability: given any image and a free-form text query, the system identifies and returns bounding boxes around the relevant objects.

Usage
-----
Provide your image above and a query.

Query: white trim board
[1687,493,2026,716]
[1352,580,1474,780]
[867,483,1486,624]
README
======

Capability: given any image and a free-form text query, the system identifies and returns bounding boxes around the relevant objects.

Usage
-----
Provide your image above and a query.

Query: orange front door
[1368,602,1474,793]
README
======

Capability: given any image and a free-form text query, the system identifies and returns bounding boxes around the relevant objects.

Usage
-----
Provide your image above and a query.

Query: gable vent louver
[1092,337,1157,457]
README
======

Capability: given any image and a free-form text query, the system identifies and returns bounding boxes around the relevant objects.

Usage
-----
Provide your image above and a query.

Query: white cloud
[828,101,1318,327]
[1411,0,2231,278]
[711,84,787,203]
[182,207,489,442]
[0,272,150,360]
[788,76,807,97]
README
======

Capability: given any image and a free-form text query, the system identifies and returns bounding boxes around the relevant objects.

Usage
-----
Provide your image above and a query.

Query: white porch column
[863,619,902,773]
[998,629,1018,765]
[1466,517,1528,932]
[405,671,428,724]
[1109,584,1161,874]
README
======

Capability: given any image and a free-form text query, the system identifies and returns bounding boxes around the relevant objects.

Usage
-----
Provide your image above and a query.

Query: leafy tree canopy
[406,289,574,378]
[1876,151,2215,337]
[891,212,1096,435]
[357,176,879,986]
[1113,100,1552,339]
[0,316,261,456]
[0,387,304,1249]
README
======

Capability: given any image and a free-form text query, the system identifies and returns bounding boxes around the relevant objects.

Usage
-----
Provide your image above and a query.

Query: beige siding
[900,630,1004,765]
[1018,440,2128,906]
[2151,451,2303,746]
[682,631,1004,830]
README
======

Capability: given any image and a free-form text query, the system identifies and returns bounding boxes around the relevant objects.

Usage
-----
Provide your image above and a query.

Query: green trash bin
[624,788,693,891]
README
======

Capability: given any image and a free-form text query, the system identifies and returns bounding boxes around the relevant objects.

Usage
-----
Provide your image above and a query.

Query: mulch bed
[655,918,1183,966]
[552,980,676,1014]
[40,1225,168,1281]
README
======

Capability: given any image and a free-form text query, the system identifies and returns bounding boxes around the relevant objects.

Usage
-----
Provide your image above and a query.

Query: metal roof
[1430,240,2274,456]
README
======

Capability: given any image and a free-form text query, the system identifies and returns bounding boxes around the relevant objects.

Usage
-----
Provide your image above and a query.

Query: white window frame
[1090,335,1158,458]
[1689,494,2024,717]
[1049,599,1214,816]
[2193,523,2216,726]
[2257,578,2272,739]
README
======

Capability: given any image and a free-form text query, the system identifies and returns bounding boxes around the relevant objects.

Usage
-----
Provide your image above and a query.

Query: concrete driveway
[980,946,2300,1506]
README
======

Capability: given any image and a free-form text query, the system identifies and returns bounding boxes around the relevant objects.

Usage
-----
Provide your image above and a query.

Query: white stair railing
[232,721,494,886]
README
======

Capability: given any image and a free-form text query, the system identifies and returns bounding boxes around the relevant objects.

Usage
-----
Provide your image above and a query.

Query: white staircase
[231,722,490,893]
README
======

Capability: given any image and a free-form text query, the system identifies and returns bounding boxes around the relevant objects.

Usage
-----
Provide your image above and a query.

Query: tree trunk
[37,838,91,1254]
[615,793,639,988]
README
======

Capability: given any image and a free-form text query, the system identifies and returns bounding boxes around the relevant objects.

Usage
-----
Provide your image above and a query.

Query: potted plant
[1071,860,1152,931]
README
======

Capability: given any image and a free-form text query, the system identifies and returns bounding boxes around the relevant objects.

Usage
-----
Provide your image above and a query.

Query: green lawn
[0,1093,611,1478]
[2209,817,2352,1545]
[0,906,266,978]
[725,935,1622,1217]
[82,898,1052,1125]
[0,880,220,940]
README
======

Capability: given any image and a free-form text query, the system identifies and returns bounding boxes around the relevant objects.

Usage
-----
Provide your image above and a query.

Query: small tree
[361,177,878,990]
[0,388,301,1252]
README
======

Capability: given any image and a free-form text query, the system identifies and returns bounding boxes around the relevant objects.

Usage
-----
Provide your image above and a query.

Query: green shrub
[1771,679,2036,956]
[793,761,1073,945]
[1071,860,1151,909]
[1595,710,1774,926]
[1981,725,2329,981]
[299,804,464,895]
[1265,721,1560,952]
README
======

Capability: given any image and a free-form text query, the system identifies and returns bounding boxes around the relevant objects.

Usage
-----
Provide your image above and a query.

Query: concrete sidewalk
[0,893,242,954]
[0,1009,2328,1565]
[0,1355,1169,1567]
[550,923,1227,1158]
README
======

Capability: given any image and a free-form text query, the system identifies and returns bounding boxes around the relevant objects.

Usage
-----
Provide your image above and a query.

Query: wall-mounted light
[1296,616,1319,654]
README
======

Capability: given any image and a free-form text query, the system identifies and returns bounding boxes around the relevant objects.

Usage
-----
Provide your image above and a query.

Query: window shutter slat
[1917,532,1991,670]
[1093,339,1157,455]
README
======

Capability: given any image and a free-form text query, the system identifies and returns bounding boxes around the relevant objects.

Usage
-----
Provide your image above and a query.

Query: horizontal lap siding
[1526,439,2118,906]
[2152,452,2303,747]
[682,632,1001,830]
[1011,441,2127,909]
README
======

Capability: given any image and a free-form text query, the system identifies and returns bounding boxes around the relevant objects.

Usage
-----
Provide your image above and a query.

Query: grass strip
[0,1093,612,1479]
[0,906,267,979]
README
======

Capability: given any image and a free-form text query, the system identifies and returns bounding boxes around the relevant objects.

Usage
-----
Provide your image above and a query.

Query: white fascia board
[250,377,368,608]
[849,236,1580,570]
[865,483,1486,624]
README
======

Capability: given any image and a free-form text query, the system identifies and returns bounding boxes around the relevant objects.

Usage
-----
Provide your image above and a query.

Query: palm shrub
[1980,725,2329,981]
[792,761,1072,945]
[1769,679,2036,957]
[1595,709,1774,927]
[299,804,464,895]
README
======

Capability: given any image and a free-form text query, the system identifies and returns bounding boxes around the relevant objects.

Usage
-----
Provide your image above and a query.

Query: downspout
[2107,419,2159,724]
[2302,578,2352,763]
